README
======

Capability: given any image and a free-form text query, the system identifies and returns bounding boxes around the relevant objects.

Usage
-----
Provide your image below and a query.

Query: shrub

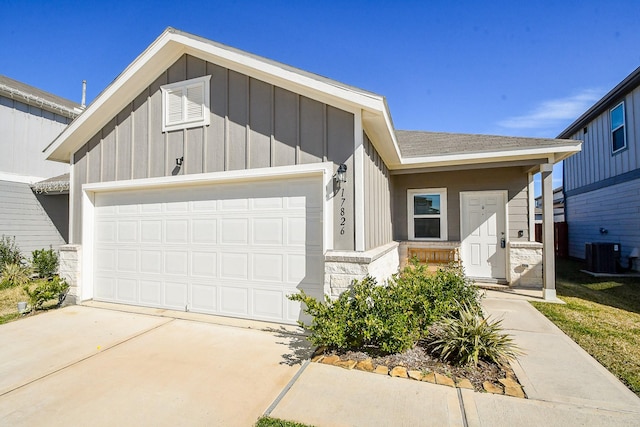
[0,235,22,270]
[31,247,59,278]
[429,305,521,366]
[0,262,32,290]
[23,276,69,310]
[289,263,482,354]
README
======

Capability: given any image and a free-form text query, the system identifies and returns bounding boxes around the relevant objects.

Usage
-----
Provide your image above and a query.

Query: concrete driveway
[0,304,310,426]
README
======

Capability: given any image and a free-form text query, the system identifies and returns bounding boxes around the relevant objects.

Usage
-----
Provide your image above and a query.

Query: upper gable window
[610,101,626,154]
[161,76,211,132]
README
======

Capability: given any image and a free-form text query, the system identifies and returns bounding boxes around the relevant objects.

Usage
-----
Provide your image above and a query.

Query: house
[0,75,81,254]
[558,65,640,271]
[534,186,564,223]
[46,28,581,324]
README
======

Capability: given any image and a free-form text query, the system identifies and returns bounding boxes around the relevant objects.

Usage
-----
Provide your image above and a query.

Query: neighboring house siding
[0,180,67,253]
[391,167,529,241]
[0,95,70,179]
[363,133,392,250]
[71,54,355,245]
[566,178,640,261]
[564,85,640,194]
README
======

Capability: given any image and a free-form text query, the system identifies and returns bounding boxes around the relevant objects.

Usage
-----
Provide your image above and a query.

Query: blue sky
[2,0,640,194]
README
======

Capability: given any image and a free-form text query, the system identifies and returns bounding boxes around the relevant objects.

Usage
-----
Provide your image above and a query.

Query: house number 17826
[339,188,346,235]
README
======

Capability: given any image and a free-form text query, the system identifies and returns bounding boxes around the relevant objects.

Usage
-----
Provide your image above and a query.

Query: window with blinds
[161,75,211,132]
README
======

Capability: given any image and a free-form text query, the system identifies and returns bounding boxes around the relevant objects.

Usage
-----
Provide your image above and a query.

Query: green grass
[0,280,62,325]
[255,416,315,427]
[531,258,640,396]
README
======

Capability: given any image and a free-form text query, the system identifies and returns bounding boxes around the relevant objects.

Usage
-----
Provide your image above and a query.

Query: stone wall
[58,244,81,305]
[508,241,543,288]
[324,242,399,298]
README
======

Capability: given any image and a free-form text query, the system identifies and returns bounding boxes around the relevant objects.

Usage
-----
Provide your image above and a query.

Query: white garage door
[92,177,324,324]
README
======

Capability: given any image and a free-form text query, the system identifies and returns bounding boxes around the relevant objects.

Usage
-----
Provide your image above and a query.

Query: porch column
[541,163,556,300]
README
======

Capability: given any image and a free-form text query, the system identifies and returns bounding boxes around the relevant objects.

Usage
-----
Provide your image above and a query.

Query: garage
[91,176,324,324]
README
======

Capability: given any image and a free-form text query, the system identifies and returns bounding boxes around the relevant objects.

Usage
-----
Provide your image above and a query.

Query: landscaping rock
[483,381,503,394]
[312,346,328,358]
[335,359,357,370]
[504,385,526,398]
[311,354,324,363]
[374,365,389,375]
[421,372,436,383]
[435,373,455,387]
[321,355,340,365]
[407,370,424,381]
[456,378,474,390]
[498,378,519,389]
[355,359,374,372]
[390,366,408,378]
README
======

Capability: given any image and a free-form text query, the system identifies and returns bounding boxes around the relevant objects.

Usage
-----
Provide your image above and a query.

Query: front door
[460,191,506,280]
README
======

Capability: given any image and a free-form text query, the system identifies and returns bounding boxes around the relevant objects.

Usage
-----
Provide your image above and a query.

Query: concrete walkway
[270,291,640,426]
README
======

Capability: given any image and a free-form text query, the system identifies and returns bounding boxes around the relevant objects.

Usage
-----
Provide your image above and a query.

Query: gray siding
[391,167,529,241]
[0,96,70,179]
[566,178,640,262]
[0,180,67,254]
[363,133,392,250]
[70,54,355,247]
[565,85,640,193]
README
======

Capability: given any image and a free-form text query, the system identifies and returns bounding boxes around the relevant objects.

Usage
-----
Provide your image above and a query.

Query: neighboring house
[0,75,81,254]
[45,28,581,324]
[534,186,564,223]
[558,65,640,271]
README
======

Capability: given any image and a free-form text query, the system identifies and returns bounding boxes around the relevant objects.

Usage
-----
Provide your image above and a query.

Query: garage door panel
[220,286,248,315]
[94,176,323,324]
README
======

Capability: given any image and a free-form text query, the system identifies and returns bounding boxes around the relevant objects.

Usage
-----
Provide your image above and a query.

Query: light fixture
[176,157,184,167]
[336,164,347,184]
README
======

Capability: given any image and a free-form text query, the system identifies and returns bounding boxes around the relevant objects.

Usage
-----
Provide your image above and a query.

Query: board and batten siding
[71,54,355,248]
[565,178,640,261]
[564,85,640,193]
[363,133,392,250]
[0,180,67,253]
[391,167,529,242]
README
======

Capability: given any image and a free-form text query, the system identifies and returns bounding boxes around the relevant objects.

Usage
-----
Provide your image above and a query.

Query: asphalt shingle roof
[0,74,80,116]
[396,130,576,158]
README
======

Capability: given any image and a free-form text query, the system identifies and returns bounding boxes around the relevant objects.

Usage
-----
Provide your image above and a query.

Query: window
[161,76,211,132]
[610,101,626,153]
[408,188,447,240]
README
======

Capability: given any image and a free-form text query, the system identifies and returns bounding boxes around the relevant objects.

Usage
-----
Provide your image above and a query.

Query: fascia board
[393,143,582,170]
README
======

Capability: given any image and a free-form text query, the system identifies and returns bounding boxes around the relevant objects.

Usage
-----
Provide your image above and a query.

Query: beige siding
[391,167,529,242]
[565,85,640,192]
[363,133,392,250]
[70,54,355,247]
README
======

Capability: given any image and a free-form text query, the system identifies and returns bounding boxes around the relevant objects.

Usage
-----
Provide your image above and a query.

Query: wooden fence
[535,221,568,258]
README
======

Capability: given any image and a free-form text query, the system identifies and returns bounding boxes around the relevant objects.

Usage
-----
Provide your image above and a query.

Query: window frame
[161,75,211,132]
[407,188,448,241]
[610,101,627,154]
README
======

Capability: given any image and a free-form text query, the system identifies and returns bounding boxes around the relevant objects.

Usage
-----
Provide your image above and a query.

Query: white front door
[460,191,506,279]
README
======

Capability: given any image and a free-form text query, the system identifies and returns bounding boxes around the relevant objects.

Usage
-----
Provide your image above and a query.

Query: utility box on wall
[585,243,620,274]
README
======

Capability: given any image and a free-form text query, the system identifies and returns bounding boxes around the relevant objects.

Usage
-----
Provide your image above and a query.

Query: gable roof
[395,130,581,169]
[557,65,640,138]
[0,75,81,118]
[44,27,400,164]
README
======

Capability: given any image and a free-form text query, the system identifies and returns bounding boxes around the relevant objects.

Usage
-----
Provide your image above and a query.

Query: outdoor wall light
[176,157,184,167]
[336,164,347,184]
[599,227,608,234]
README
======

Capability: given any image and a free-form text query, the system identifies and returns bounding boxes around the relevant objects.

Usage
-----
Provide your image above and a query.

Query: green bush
[289,263,481,354]
[0,235,23,270]
[31,247,59,278]
[429,305,521,366]
[0,262,32,289]
[23,276,69,310]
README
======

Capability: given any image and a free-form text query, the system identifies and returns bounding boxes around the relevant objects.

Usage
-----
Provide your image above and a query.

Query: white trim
[407,188,448,241]
[354,109,365,251]
[68,156,75,244]
[528,172,535,242]
[80,163,333,301]
[161,75,211,132]
[459,190,509,280]
[0,172,48,184]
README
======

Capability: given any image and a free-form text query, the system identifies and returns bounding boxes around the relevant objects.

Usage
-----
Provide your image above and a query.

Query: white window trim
[610,101,626,154]
[407,188,447,241]
[161,75,211,132]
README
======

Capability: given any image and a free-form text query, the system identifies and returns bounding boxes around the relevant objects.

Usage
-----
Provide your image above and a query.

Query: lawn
[0,281,61,324]
[530,258,640,396]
